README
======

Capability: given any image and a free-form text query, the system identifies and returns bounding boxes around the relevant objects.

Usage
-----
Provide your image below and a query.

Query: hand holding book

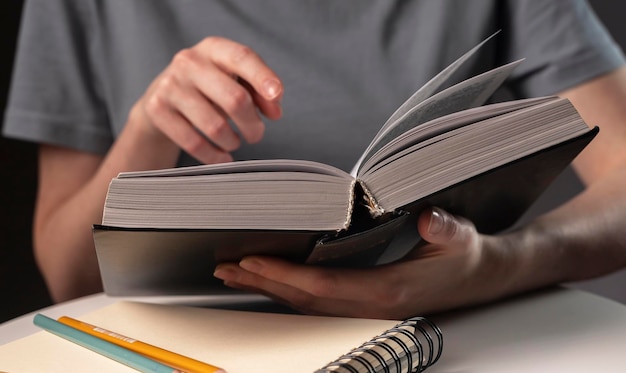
[214,206,491,319]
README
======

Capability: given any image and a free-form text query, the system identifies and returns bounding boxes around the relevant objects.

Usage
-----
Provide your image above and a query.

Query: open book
[93,33,597,296]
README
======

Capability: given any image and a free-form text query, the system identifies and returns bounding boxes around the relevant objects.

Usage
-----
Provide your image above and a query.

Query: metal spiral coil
[315,316,443,373]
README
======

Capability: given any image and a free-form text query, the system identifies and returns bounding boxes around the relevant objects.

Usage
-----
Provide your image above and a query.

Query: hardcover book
[93,34,597,296]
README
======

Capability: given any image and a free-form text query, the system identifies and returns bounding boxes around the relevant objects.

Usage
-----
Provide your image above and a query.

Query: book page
[105,160,356,230]
[361,98,590,211]
[118,159,351,179]
[379,31,501,137]
[103,171,353,229]
[352,59,523,177]
[358,97,556,175]
[350,31,501,177]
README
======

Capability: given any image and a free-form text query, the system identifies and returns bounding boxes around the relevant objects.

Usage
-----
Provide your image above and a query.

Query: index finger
[199,37,283,102]
[236,256,400,303]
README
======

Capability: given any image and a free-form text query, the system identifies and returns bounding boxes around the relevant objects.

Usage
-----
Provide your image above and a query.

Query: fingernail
[263,79,282,100]
[213,267,237,281]
[239,258,263,273]
[428,207,445,235]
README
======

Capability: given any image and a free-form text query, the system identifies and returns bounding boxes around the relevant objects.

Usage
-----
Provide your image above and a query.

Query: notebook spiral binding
[315,317,443,373]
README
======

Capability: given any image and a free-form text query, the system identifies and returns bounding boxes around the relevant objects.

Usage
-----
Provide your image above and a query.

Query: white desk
[2,287,626,372]
[430,288,626,372]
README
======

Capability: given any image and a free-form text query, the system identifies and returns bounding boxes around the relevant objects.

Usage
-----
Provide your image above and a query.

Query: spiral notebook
[0,301,442,373]
[316,316,442,373]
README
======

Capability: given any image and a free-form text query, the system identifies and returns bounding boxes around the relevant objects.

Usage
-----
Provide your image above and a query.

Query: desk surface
[431,288,626,372]
[2,287,626,372]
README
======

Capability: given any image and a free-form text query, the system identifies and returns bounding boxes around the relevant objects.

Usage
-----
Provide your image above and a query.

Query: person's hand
[129,37,283,164]
[213,207,513,319]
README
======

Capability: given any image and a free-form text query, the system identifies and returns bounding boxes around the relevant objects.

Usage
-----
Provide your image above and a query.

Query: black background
[1,1,625,323]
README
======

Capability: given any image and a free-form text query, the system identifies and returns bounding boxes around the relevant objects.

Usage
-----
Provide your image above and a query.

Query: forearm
[497,166,626,297]
[35,190,105,302]
[35,107,181,302]
[490,68,626,299]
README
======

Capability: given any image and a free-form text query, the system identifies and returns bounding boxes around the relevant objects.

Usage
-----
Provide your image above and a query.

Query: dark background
[1,0,52,323]
[1,1,625,324]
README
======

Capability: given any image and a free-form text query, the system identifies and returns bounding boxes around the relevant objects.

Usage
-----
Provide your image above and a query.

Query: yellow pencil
[58,316,226,373]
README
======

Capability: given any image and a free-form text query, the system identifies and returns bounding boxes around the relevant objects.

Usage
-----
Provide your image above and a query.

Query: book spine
[343,179,358,230]
[357,180,385,218]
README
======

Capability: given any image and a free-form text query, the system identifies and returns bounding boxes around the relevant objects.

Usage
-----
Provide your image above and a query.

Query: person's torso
[92,0,502,170]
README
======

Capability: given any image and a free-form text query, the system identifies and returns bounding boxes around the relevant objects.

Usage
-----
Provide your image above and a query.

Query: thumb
[417,207,478,248]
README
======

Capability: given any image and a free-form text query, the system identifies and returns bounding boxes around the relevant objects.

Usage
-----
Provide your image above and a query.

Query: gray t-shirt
[4,0,624,171]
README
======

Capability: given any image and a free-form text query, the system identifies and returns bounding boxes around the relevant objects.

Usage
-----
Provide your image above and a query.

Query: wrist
[491,223,574,297]
[117,103,181,169]
[127,102,171,144]
[466,233,523,303]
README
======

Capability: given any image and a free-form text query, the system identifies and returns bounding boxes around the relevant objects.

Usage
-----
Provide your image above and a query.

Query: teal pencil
[33,314,180,373]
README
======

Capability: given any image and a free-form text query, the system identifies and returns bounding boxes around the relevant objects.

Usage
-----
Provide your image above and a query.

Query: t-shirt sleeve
[2,0,113,154]
[500,0,625,97]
